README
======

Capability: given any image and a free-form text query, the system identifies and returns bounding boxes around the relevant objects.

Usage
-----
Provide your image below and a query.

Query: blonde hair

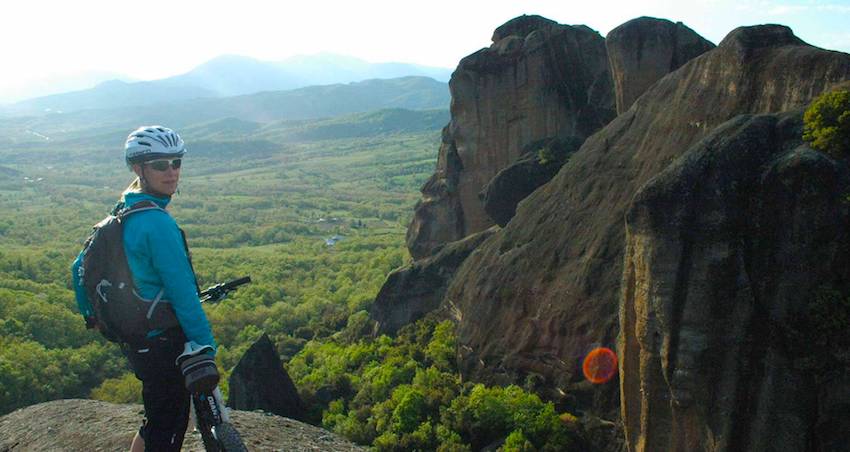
[121,176,143,202]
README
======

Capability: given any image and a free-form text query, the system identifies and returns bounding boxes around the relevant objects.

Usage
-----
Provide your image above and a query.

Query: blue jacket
[72,192,216,352]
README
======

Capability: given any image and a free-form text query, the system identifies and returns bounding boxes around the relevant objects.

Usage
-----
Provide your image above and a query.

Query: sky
[1,0,849,102]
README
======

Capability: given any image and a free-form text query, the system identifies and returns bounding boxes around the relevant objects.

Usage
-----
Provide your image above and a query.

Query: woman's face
[133,158,181,196]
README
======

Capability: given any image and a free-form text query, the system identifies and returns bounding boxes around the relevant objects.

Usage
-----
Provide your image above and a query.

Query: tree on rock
[804,88,850,158]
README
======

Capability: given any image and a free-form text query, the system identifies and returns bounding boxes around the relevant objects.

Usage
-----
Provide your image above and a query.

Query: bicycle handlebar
[199,276,252,303]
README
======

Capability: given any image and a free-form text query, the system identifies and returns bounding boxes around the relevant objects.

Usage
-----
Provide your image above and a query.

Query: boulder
[406,15,616,259]
[480,136,582,227]
[227,333,306,421]
[607,17,715,114]
[443,24,850,418]
[620,108,850,451]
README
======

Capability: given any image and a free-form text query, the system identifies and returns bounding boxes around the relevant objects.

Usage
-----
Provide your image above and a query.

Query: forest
[0,108,579,450]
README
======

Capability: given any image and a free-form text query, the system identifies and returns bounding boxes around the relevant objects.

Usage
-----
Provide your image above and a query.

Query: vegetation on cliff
[804,88,850,157]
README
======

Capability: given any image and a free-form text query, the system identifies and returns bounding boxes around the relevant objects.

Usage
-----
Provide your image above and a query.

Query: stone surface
[620,109,850,451]
[406,15,616,259]
[0,399,365,451]
[480,136,581,227]
[606,17,715,114]
[227,333,307,421]
[443,24,850,420]
[372,227,499,334]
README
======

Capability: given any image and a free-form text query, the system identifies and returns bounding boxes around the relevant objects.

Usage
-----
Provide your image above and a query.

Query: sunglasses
[145,158,182,171]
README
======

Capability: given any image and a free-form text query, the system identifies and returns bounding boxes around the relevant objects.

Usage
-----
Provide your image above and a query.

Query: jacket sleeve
[144,212,217,353]
[71,250,93,320]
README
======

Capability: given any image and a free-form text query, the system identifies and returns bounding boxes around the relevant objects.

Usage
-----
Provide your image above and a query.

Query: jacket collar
[121,191,171,210]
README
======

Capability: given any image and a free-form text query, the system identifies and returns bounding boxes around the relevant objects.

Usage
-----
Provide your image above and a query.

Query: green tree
[503,430,536,452]
[90,372,142,404]
[803,89,850,158]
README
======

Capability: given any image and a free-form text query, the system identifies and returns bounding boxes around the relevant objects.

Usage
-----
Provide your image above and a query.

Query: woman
[72,125,216,452]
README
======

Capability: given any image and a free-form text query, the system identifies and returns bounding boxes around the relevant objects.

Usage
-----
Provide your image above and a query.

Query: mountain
[0,76,450,144]
[179,108,450,143]
[4,54,452,116]
[6,79,216,116]
[0,70,134,104]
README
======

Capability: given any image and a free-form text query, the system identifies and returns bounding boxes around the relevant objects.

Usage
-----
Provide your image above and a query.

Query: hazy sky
[2,0,849,100]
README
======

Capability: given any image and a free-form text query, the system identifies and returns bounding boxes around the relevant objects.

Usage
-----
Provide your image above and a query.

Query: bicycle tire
[214,422,248,452]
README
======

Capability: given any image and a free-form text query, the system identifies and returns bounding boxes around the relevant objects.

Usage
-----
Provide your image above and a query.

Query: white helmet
[124,125,186,168]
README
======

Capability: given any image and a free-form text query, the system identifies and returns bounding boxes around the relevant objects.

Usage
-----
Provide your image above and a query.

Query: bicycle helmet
[124,125,186,168]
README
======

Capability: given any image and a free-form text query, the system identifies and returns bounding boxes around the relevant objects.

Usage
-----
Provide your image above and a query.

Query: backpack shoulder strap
[117,200,166,220]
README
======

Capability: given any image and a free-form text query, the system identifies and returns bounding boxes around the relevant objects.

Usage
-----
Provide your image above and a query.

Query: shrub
[803,89,850,158]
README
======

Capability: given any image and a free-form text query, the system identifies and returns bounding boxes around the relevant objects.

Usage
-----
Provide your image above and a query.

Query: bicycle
[177,276,252,452]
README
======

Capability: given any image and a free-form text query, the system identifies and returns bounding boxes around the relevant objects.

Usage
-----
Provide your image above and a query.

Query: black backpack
[78,200,186,345]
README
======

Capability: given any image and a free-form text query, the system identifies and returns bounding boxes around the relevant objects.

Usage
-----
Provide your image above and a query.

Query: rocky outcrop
[607,17,715,114]
[620,106,850,451]
[227,334,306,421]
[480,137,581,227]
[372,227,499,334]
[443,24,850,419]
[406,15,616,259]
[0,399,365,451]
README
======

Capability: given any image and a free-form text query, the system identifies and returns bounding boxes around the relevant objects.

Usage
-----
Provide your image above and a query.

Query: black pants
[125,330,190,452]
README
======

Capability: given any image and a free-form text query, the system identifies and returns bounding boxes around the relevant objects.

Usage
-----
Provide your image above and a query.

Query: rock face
[620,108,850,451]
[228,333,306,421]
[480,137,581,227]
[444,24,850,419]
[606,17,715,114]
[406,15,616,259]
[372,227,498,334]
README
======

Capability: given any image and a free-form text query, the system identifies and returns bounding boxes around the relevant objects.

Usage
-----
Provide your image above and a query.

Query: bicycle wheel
[214,422,248,452]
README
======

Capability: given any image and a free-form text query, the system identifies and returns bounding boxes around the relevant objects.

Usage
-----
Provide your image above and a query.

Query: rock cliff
[385,15,709,352]
[406,15,616,259]
[444,24,850,421]
[620,106,850,451]
[606,17,715,114]
[480,136,582,227]
[372,227,498,334]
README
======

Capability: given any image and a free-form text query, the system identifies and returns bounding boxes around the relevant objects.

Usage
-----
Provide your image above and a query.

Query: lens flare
[582,347,618,384]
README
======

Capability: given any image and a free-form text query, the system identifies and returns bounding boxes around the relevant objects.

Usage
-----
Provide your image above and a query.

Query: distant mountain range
[0,71,136,104]
[0,76,450,145]
[2,53,452,116]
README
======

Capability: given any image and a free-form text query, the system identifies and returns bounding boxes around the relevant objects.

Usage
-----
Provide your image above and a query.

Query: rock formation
[606,17,715,114]
[0,399,365,451]
[406,15,616,259]
[620,106,850,451]
[480,137,581,227]
[372,227,498,334]
[443,24,850,421]
[392,16,716,341]
[227,333,307,421]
